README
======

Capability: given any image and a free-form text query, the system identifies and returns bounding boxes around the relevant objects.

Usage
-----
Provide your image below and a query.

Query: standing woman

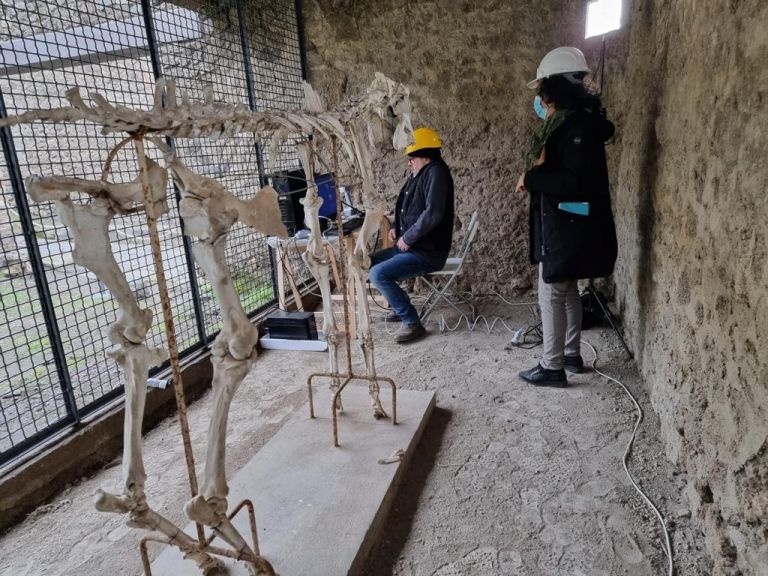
[516,47,618,386]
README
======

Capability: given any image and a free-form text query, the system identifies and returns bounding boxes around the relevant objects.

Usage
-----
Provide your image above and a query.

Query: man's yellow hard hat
[404,127,443,156]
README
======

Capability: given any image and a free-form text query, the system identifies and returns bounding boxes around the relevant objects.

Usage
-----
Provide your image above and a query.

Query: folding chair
[418,210,479,323]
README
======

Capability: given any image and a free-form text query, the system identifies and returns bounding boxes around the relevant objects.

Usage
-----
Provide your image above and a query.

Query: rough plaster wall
[304,1,768,574]
[303,0,599,294]
[611,1,768,574]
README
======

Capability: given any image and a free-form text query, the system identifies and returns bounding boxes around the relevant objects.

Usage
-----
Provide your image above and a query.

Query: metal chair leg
[419,275,474,323]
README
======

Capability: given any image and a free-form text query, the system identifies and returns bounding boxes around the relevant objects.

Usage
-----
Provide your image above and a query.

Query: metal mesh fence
[0,0,306,466]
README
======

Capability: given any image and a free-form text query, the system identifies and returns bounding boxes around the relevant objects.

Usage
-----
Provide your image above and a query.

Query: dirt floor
[0,301,711,575]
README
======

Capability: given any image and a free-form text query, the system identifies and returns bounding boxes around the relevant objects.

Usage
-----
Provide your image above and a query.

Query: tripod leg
[587,287,633,359]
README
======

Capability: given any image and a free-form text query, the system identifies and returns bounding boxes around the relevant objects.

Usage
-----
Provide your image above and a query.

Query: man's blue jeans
[368,248,435,326]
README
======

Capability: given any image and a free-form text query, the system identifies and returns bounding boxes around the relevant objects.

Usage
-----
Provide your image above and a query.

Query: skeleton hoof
[247,557,278,576]
[198,557,228,576]
[185,494,226,527]
[94,489,132,514]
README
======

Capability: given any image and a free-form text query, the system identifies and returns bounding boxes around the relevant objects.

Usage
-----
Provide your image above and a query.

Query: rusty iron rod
[331,137,354,379]
[137,498,269,574]
[307,370,397,446]
[133,136,205,546]
[101,136,133,181]
[203,498,261,557]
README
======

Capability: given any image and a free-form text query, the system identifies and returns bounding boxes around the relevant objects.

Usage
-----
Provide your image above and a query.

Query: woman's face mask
[533,95,548,120]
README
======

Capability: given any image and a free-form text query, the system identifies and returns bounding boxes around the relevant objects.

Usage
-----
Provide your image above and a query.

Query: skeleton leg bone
[184,350,270,566]
[95,345,222,575]
[303,244,344,410]
[26,179,222,573]
[159,145,277,575]
[182,236,275,576]
[350,208,388,419]
[346,118,388,418]
[297,142,343,410]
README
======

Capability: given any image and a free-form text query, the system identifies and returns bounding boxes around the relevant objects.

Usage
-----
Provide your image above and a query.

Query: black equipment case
[263,310,318,340]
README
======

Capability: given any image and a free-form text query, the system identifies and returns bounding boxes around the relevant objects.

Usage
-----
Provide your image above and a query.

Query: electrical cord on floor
[373,289,541,344]
[582,340,674,576]
[368,281,390,310]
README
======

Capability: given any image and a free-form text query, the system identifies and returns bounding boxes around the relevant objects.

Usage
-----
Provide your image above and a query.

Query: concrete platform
[150,385,436,576]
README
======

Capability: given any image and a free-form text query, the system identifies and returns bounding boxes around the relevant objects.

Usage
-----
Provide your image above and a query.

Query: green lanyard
[525,109,571,171]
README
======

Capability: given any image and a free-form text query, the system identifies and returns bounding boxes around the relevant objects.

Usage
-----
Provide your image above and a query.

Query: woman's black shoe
[563,355,584,373]
[518,364,567,387]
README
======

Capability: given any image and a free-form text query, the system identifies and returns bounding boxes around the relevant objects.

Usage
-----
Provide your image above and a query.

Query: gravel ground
[0,301,711,575]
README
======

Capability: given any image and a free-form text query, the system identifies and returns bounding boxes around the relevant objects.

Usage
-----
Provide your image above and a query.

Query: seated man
[369,127,455,344]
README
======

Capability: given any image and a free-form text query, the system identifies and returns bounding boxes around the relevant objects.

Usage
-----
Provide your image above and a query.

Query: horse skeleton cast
[0,72,413,573]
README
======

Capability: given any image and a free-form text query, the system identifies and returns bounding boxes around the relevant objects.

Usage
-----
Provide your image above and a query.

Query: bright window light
[585,0,622,39]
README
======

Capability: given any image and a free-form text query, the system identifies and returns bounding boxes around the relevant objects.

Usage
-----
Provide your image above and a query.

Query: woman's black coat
[524,108,618,283]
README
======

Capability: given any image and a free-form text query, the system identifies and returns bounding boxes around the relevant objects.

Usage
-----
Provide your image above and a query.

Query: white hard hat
[527,47,591,89]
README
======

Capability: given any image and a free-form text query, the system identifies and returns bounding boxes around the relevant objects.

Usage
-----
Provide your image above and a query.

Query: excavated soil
[0,302,710,575]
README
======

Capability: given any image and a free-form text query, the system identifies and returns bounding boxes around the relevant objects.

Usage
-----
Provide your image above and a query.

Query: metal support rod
[331,375,396,447]
[140,0,162,80]
[307,375,314,418]
[133,136,206,545]
[0,88,79,425]
[137,497,265,575]
[332,138,354,377]
[584,283,633,359]
[140,0,209,347]
[139,535,165,576]
[203,498,261,556]
[599,35,607,95]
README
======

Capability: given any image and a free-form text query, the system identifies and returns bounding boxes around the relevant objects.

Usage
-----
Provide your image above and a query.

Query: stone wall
[303,1,768,574]
[304,0,602,294]
[609,1,768,574]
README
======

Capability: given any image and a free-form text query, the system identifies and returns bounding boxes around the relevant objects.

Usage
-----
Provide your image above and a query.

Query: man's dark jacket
[394,159,454,270]
[524,108,618,283]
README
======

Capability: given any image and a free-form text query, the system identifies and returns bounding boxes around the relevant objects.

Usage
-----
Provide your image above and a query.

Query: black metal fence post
[140,0,209,347]
[0,89,80,426]
[235,0,268,187]
[294,0,309,81]
[235,0,279,300]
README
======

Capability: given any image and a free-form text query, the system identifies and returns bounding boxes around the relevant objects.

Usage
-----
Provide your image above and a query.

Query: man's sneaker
[395,323,426,344]
[385,311,401,322]
[563,354,585,374]
[518,363,567,387]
